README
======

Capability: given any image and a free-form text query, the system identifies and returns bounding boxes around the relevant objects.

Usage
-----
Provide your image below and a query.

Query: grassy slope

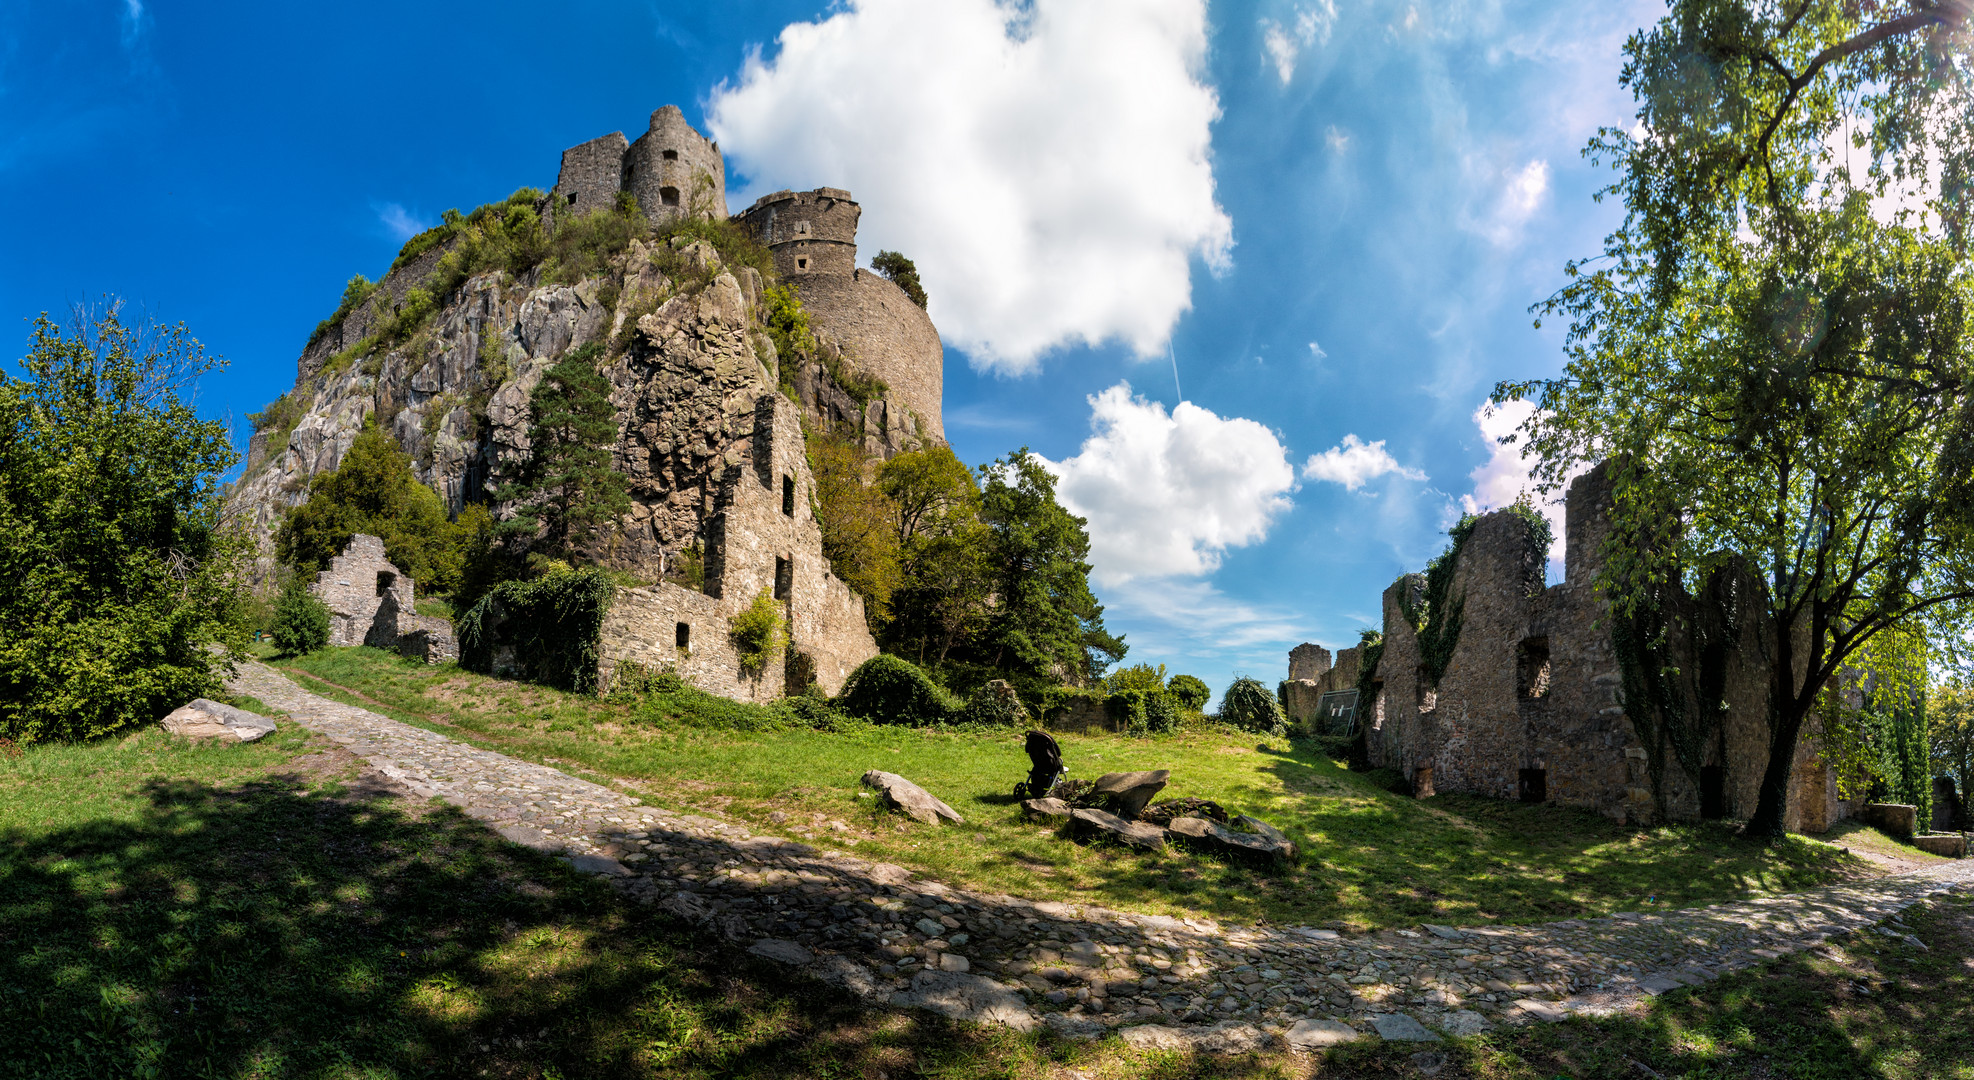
[275,647,1892,931]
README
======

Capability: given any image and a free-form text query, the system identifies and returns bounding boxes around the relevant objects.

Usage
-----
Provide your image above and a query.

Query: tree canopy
[1500,0,1974,834]
[976,449,1126,686]
[276,421,473,595]
[0,306,248,743]
[495,342,629,560]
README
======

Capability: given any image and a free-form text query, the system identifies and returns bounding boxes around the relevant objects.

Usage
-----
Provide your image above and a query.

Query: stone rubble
[162,698,280,743]
[229,660,1974,1053]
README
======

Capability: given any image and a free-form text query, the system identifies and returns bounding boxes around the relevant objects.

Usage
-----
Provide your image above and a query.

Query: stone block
[159,698,278,743]
[862,770,963,825]
[1911,834,1967,858]
[1286,1018,1361,1048]
[1069,808,1166,850]
[1091,769,1169,819]
[1369,1013,1440,1042]
[1862,803,1918,839]
[1021,796,1072,823]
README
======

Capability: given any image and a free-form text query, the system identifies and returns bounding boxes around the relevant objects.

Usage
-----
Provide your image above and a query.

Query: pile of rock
[1022,770,1296,866]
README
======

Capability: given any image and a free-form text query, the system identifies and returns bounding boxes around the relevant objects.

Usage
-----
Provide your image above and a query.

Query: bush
[729,591,786,674]
[1105,662,1167,695]
[269,573,330,656]
[0,308,249,744]
[957,681,1030,727]
[1141,690,1182,735]
[1167,674,1211,711]
[1219,676,1287,736]
[837,654,961,726]
[457,568,616,693]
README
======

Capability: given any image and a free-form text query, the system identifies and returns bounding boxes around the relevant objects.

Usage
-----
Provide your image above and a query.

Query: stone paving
[230,661,1974,1052]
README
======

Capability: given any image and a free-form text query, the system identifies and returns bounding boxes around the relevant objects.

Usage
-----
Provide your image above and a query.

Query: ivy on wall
[457,568,617,694]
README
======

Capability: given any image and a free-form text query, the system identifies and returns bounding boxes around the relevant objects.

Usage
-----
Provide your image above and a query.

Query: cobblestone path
[230,661,1974,1052]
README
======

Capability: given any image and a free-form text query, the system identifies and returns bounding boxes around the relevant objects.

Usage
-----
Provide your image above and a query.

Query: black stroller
[1012,730,1065,799]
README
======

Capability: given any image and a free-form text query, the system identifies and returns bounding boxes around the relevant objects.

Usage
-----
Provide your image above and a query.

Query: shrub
[1220,676,1287,736]
[729,591,786,674]
[1106,688,1148,731]
[269,573,331,656]
[836,654,961,726]
[1141,690,1182,735]
[1167,674,1211,711]
[870,250,928,309]
[1106,662,1167,695]
[957,681,1030,727]
[0,308,250,744]
[457,567,616,693]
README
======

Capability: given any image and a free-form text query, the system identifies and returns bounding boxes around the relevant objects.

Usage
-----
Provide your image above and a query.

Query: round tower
[623,105,728,224]
[735,188,861,277]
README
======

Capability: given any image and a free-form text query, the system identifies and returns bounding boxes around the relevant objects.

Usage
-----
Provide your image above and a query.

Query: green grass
[276,647,1877,931]
[1323,890,1974,1079]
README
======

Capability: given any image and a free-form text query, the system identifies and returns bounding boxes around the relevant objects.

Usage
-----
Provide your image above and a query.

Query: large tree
[1501,0,1974,835]
[275,421,470,594]
[976,449,1125,684]
[879,444,992,665]
[0,306,248,743]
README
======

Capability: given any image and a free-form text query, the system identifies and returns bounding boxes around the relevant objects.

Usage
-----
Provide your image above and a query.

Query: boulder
[159,699,277,743]
[1021,796,1073,823]
[1069,807,1166,850]
[861,770,963,825]
[748,938,814,965]
[1286,1018,1362,1049]
[1166,814,1295,866]
[1369,1012,1441,1042]
[1090,769,1169,819]
[889,969,1037,1031]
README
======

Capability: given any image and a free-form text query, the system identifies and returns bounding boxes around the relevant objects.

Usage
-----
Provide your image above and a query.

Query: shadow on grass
[0,769,1301,1080]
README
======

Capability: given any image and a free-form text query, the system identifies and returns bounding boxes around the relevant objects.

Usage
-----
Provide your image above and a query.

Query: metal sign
[1315,689,1360,735]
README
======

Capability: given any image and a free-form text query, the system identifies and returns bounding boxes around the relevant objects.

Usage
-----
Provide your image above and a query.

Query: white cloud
[375,203,430,243]
[707,0,1233,373]
[1325,124,1350,153]
[1307,340,1327,359]
[120,0,148,47]
[1301,434,1426,491]
[1260,1,1337,86]
[1042,383,1294,586]
[1475,158,1548,246]
[1460,399,1574,565]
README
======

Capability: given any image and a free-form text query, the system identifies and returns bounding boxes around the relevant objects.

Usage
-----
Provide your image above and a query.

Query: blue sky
[1,0,1660,699]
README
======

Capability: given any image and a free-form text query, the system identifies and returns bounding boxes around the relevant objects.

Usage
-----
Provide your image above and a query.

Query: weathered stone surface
[1370,1013,1441,1042]
[1120,1025,1191,1050]
[1070,808,1166,850]
[309,535,458,663]
[1513,999,1572,1023]
[862,770,964,825]
[1044,1013,1107,1041]
[1911,834,1967,858]
[1439,1010,1493,1037]
[1091,770,1170,819]
[748,938,814,965]
[160,699,277,743]
[889,970,1037,1031]
[565,854,632,877]
[1166,815,1293,865]
[1862,803,1919,839]
[1423,924,1466,940]
[1194,1022,1268,1054]
[1021,796,1072,823]
[1286,1018,1362,1049]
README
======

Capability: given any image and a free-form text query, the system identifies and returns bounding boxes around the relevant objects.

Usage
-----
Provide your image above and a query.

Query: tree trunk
[1744,675,1810,838]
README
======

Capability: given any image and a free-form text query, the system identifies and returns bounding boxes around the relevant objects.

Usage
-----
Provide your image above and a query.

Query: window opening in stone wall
[1416,667,1436,713]
[797,257,809,270]
[662,149,678,161]
[774,556,792,600]
[1519,768,1547,803]
[566,192,577,205]
[1413,766,1435,798]
[781,475,795,517]
[1700,765,1728,819]
[1516,636,1551,698]
[660,186,680,206]
[675,622,691,650]
[375,571,396,597]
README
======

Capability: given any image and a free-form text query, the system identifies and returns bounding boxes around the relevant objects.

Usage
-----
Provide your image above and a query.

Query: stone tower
[736,188,945,442]
[550,105,727,226]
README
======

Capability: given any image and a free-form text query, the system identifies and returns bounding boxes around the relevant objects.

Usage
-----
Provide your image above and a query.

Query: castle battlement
[551,105,727,225]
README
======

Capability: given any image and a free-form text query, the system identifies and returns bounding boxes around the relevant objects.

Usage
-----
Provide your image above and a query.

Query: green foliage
[977,449,1125,684]
[955,683,1030,728]
[0,307,248,743]
[820,348,889,409]
[1931,679,1974,826]
[761,283,816,365]
[247,391,304,435]
[880,445,992,668]
[493,342,631,558]
[836,654,961,726]
[1219,676,1287,736]
[806,426,901,622]
[307,274,379,348]
[456,566,616,694]
[1141,690,1183,735]
[729,591,786,675]
[1106,662,1167,695]
[1403,515,1478,689]
[870,250,928,309]
[654,216,777,282]
[1501,0,1974,835]
[269,572,330,656]
[1166,674,1211,712]
[274,421,471,596]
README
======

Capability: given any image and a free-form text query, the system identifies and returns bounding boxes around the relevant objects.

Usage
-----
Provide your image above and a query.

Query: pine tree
[496,342,629,558]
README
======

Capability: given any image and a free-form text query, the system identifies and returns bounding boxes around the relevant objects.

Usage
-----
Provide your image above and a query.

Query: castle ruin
[1293,464,1854,832]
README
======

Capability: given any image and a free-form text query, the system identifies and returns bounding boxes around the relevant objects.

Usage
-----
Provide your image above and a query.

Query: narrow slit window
[774,556,792,600]
[781,475,795,517]
[1517,637,1552,698]
[1416,666,1436,713]
[661,149,679,161]
[675,622,691,650]
[796,257,809,270]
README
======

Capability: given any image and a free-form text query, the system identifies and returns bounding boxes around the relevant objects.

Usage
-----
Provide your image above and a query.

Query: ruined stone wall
[309,533,456,663]
[552,131,631,217]
[599,582,769,701]
[1288,643,1332,682]
[793,270,945,442]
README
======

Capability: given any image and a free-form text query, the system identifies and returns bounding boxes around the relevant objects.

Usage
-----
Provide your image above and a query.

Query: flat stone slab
[889,970,1037,1031]
[1438,1010,1492,1037]
[1637,975,1685,995]
[1286,1018,1362,1048]
[564,854,632,877]
[748,938,814,965]
[862,770,963,825]
[1021,796,1072,822]
[160,698,277,743]
[1044,1013,1107,1041]
[1912,834,1968,858]
[1120,1024,1191,1050]
[1514,998,1572,1023]
[1422,923,1465,940]
[1370,1012,1441,1042]
[1167,814,1295,865]
[1091,769,1170,819]
[1070,807,1166,850]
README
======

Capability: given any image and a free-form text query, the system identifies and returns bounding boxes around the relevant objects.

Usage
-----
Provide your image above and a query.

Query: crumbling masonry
[311,534,459,663]
[1291,464,1853,831]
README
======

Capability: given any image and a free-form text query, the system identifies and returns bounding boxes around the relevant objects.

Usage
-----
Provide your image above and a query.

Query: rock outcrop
[160,699,277,743]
